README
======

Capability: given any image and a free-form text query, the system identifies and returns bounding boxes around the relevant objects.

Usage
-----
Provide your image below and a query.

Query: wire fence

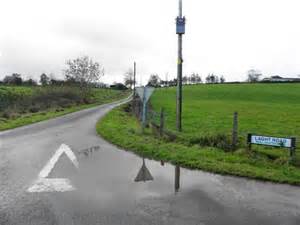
[131,95,299,152]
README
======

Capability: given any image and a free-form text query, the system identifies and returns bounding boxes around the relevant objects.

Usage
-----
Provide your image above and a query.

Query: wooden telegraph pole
[176,0,185,132]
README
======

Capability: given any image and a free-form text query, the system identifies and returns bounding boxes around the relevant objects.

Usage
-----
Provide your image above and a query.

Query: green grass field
[151,83,300,143]
[0,86,130,131]
[97,83,300,185]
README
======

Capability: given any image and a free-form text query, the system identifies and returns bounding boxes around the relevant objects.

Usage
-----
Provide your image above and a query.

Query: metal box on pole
[176,17,186,34]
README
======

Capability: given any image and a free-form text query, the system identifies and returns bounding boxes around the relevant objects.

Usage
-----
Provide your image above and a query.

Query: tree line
[0,56,107,89]
[124,72,226,88]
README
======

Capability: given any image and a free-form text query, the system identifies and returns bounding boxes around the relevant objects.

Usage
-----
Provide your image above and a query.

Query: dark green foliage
[0,85,130,130]
[188,134,232,151]
[110,83,128,90]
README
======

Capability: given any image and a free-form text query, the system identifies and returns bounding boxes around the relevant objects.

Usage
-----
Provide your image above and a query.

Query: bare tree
[64,56,104,91]
[124,68,134,89]
[195,74,202,84]
[247,69,262,83]
[220,75,226,83]
[190,73,196,84]
[147,74,161,87]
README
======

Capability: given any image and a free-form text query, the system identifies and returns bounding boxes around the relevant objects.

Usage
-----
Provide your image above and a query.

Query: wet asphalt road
[0,98,299,225]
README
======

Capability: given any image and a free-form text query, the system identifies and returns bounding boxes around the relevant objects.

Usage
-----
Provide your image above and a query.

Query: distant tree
[110,83,128,90]
[215,75,219,83]
[205,75,210,83]
[205,73,219,84]
[124,68,134,89]
[247,69,262,83]
[194,74,202,84]
[182,76,188,85]
[50,78,65,86]
[170,78,178,86]
[190,73,196,84]
[64,56,104,91]
[23,78,37,86]
[3,73,23,85]
[40,73,50,86]
[220,76,226,83]
[147,74,161,87]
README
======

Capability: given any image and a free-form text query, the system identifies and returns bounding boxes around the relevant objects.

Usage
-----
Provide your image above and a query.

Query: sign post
[247,134,296,162]
[136,87,155,133]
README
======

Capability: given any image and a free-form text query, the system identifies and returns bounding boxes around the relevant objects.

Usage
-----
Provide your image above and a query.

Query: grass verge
[0,88,130,131]
[97,104,300,185]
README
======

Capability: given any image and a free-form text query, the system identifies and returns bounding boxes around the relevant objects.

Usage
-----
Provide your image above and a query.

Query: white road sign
[250,135,292,148]
[27,144,79,193]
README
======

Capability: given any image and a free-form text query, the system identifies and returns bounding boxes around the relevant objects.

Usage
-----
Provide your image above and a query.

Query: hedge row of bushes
[0,86,95,119]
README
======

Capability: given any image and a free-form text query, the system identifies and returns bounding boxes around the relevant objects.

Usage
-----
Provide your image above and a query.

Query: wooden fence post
[232,112,238,150]
[175,165,180,193]
[290,137,296,163]
[247,133,252,152]
[159,108,165,137]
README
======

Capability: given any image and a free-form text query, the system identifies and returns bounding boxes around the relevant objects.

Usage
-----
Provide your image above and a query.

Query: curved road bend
[0,97,299,225]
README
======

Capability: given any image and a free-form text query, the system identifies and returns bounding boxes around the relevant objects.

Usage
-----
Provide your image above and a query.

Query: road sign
[249,135,293,148]
[136,87,155,133]
[136,87,155,103]
[247,134,296,161]
[27,144,79,193]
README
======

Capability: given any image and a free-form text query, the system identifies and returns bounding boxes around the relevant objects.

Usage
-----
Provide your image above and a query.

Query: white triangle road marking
[27,178,76,193]
[27,144,79,193]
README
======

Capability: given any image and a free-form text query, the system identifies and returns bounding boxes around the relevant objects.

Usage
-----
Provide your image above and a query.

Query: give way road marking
[27,144,79,193]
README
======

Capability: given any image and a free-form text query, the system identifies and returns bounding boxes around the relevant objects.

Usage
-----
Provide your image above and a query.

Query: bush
[29,106,40,113]
[188,134,232,151]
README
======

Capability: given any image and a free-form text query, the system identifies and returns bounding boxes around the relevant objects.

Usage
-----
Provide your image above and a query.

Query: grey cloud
[57,20,147,53]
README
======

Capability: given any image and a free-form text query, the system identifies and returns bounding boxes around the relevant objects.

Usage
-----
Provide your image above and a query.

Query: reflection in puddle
[175,165,180,193]
[134,158,154,182]
[78,146,100,157]
[134,159,181,193]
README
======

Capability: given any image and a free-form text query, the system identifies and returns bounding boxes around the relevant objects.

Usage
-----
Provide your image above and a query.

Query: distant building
[262,76,300,82]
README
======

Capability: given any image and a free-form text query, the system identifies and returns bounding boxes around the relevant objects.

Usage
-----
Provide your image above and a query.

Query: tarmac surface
[0,98,299,225]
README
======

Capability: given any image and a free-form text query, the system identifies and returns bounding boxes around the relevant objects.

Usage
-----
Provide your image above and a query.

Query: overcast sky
[1,0,300,84]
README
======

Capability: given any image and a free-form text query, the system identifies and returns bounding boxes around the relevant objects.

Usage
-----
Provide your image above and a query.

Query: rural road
[0,97,299,225]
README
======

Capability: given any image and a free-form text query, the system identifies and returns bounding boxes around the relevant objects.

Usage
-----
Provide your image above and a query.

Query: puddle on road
[68,144,233,212]
[49,143,299,223]
[23,144,300,224]
[77,146,100,157]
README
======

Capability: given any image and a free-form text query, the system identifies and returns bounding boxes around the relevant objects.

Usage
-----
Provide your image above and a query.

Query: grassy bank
[0,86,130,131]
[97,83,300,185]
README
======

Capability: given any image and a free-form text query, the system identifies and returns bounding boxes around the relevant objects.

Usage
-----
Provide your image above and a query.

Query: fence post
[175,165,180,193]
[289,137,296,163]
[141,88,147,133]
[159,108,165,137]
[132,95,136,116]
[232,112,238,150]
[247,133,252,152]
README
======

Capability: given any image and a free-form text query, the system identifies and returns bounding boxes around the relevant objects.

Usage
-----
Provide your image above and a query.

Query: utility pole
[133,62,136,96]
[176,0,185,132]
